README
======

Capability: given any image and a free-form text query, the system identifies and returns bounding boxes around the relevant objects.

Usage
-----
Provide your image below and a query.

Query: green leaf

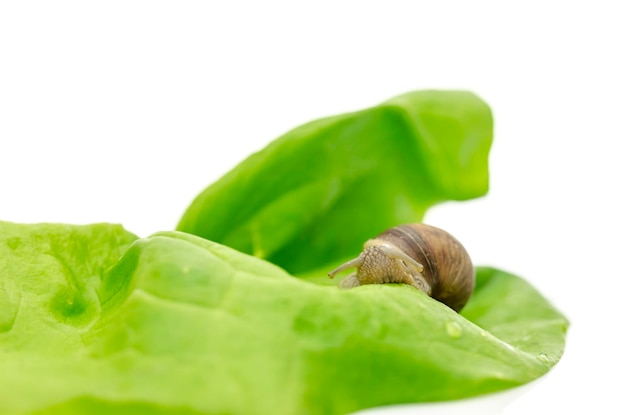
[0,225,567,415]
[177,90,493,274]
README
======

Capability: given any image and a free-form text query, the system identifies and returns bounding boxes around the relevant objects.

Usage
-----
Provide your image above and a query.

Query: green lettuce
[177,90,493,275]
[0,225,566,415]
[0,90,568,414]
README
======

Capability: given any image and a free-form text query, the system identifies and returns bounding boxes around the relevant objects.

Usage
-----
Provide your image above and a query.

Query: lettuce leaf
[0,225,567,415]
[177,90,493,274]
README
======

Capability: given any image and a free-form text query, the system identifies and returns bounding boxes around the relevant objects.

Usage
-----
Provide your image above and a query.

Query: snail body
[328,223,474,312]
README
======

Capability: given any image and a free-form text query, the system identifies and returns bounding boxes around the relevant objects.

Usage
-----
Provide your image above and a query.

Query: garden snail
[328,223,475,312]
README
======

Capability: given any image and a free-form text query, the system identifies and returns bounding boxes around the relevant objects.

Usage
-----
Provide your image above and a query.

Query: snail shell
[328,223,475,312]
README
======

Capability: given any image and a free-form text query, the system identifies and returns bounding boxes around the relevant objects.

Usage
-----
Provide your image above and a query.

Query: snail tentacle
[338,273,360,288]
[374,244,425,275]
[328,257,363,279]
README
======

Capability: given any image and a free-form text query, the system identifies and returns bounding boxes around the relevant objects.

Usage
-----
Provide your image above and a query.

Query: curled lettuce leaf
[177,90,493,274]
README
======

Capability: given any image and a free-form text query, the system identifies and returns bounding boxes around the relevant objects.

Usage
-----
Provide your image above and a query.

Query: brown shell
[376,223,475,312]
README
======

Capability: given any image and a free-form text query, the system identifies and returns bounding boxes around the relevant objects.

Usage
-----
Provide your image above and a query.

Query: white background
[1,1,624,414]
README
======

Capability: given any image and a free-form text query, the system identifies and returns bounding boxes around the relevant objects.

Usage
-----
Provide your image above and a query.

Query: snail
[328,223,474,312]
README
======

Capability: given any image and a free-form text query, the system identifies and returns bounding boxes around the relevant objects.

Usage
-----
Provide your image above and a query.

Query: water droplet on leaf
[446,321,462,338]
